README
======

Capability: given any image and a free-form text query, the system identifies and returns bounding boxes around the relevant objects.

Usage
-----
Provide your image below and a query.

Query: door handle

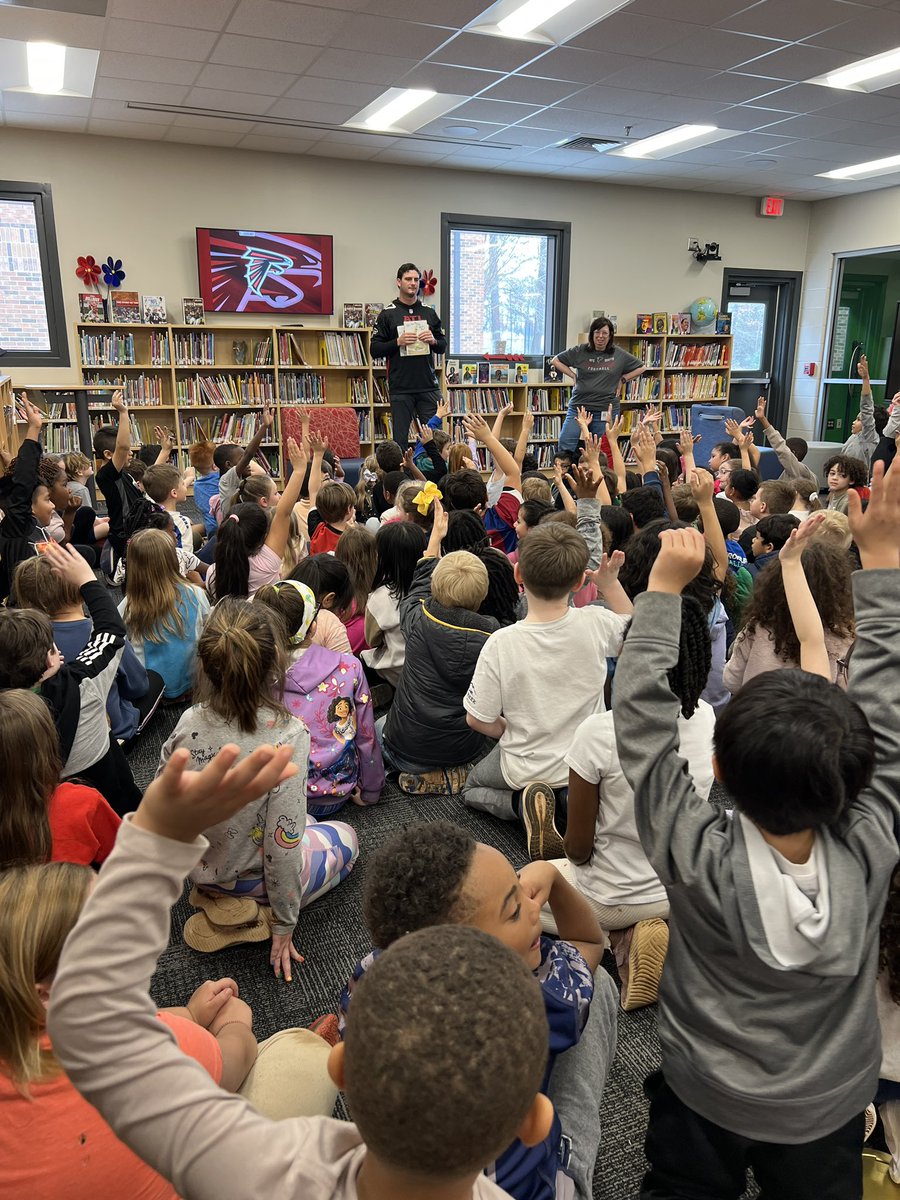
[734,377,770,384]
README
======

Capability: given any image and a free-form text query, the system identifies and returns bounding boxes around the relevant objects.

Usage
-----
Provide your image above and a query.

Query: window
[441,214,570,359]
[0,181,69,368]
[726,301,766,371]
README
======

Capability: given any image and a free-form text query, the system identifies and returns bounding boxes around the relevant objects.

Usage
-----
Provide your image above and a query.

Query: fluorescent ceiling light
[818,153,900,181]
[498,0,578,38]
[811,46,900,93]
[363,88,434,131]
[611,124,739,160]
[27,41,65,94]
[470,0,632,46]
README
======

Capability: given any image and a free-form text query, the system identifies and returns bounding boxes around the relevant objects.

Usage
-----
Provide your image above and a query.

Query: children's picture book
[653,312,668,335]
[342,302,364,329]
[477,361,490,385]
[715,312,732,335]
[462,363,477,385]
[110,290,141,324]
[490,363,508,384]
[141,295,167,324]
[79,292,104,323]
[670,312,691,335]
[399,318,429,357]
[543,356,563,383]
[515,363,528,385]
[636,314,653,334]
[182,298,205,325]
[364,301,384,329]
[446,359,461,385]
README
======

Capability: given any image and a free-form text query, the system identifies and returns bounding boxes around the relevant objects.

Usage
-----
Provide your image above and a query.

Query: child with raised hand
[48,740,552,1200]
[158,598,357,978]
[118,528,211,701]
[461,411,523,552]
[334,523,377,654]
[207,436,308,601]
[0,540,140,816]
[362,520,428,688]
[0,689,120,870]
[254,579,383,817]
[0,398,51,601]
[355,821,616,1200]
[216,403,276,514]
[612,461,900,1200]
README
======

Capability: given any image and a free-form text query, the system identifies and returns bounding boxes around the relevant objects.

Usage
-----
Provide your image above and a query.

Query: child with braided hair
[563,567,714,1011]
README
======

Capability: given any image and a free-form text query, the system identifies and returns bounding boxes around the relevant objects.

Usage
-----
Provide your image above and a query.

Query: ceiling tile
[662,145,748,165]
[170,111,258,131]
[599,59,717,96]
[102,18,218,59]
[807,7,900,56]
[327,14,454,57]
[487,124,564,147]
[483,74,584,104]
[737,41,858,82]
[740,81,847,114]
[97,50,203,84]
[814,92,900,123]
[305,47,418,84]
[183,88,277,117]
[416,116,506,138]
[723,130,803,152]
[628,0,766,25]
[363,0,485,25]
[194,64,298,97]
[87,117,169,138]
[571,13,701,55]
[445,97,544,124]
[0,6,103,46]
[398,63,503,97]
[650,29,786,70]
[281,76,383,107]
[92,76,191,104]
[716,0,858,42]
[209,35,322,74]
[225,0,349,45]
[105,0,229,30]
[430,31,547,73]
[524,46,625,85]
[713,103,803,131]
[266,97,359,123]
[519,106,670,137]
[165,127,247,146]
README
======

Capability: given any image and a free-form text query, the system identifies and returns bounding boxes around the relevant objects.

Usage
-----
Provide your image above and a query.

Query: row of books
[83,373,166,404]
[89,414,159,444]
[320,332,367,367]
[626,340,662,367]
[178,412,272,444]
[527,387,570,412]
[280,374,328,405]
[173,332,216,366]
[529,415,562,440]
[637,313,732,336]
[40,425,83,454]
[252,338,273,366]
[447,360,530,386]
[44,402,78,420]
[448,387,514,414]
[665,343,729,367]
[373,377,389,405]
[348,376,369,405]
[174,373,276,405]
[624,376,662,404]
[79,332,136,366]
[530,445,559,469]
[617,406,691,433]
[664,375,728,401]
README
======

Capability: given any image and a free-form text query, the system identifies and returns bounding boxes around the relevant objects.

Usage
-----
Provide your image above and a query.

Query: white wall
[3,128,811,392]
[795,185,900,440]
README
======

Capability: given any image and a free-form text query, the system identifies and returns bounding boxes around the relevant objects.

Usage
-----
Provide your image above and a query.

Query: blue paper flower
[102,256,126,288]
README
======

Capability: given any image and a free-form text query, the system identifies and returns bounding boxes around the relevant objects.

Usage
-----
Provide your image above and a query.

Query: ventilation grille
[560,136,621,153]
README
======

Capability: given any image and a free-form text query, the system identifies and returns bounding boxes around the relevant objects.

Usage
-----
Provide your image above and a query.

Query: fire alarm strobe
[760,196,785,218]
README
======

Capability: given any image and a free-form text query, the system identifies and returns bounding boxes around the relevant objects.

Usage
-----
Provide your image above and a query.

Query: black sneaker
[521,782,565,861]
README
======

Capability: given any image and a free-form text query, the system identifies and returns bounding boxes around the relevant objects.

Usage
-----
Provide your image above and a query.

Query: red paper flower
[76,255,101,287]
[419,269,437,296]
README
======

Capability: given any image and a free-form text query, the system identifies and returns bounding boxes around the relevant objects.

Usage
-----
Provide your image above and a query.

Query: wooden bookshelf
[0,376,15,456]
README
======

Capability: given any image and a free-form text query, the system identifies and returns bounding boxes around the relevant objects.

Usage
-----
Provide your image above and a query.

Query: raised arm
[233,404,275,480]
[462,412,521,493]
[857,354,878,450]
[554,461,577,515]
[691,468,728,582]
[778,514,830,680]
[678,427,697,478]
[265,437,308,560]
[307,430,326,510]
[605,406,627,496]
[153,425,177,466]
[515,409,533,469]
[725,418,752,470]
[519,861,604,973]
[110,390,131,472]
[756,396,815,482]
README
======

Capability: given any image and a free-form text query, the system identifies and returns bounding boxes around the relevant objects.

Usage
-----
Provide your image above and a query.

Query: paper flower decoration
[412,481,442,514]
[101,256,126,288]
[419,269,436,297]
[75,255,101,287]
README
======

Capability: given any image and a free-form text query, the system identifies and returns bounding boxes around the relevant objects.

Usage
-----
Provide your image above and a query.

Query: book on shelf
[627,339,661,367]
[653,312,668,335]
[670,312,691,335]
[174,331,215,366]
[79,330,136,366]
[489,363,509,385]
[663,374,727,401]
[277,331,307,366]
[141,295,167,324]
[514,364,528,385]
[175,372,275,406]
[280,372,327,405]
[253,338,273,366]
[476,362,490,385]
[348,376,369,404]
[83,372,164,404]
[79,293,104,323]
[446,359,460,385]
[636,314,653,334]
[109,291,141,323]
[321,331,366,367]
[715,313,732,335]
[373,376,389,405]
[543,356,563,384]
[364,302,384,329]
[448,387,511,414]
[342,302,364,329]
[528,386,569,412]
[623,375,662,404]
[179,411,265,444]
[150,330,171,365]
[398,319,429,356]
[182,298,205,325]
[664,342,729,367]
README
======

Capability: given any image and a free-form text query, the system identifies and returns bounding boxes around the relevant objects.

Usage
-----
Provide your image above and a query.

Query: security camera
[690,239,721,263]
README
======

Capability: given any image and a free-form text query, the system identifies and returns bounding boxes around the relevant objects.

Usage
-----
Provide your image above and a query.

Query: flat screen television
[196,227,334,316]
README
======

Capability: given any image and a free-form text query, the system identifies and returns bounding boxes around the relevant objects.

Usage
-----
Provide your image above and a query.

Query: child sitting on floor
[158,598,358,977]
[118,529,211,701]
[0,689,120,870]
[381,499,497,796]
[824,453,868,514]
[747,512,800,577]
[289,553,354,654]
[14,553,163,746]
[462,522,632,860]
[611,462,900,1200]
[255,579,383,818]
[308,481,357,555]
[0,541,140,817]
[141,464,195,553]
[334,524,377,654]
[362,520,427,688]
[354,821,616,1200]
[189,440,219,536]
[48,739,553,1200]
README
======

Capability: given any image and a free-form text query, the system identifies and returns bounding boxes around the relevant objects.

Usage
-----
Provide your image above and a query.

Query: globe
[689,297,718,328]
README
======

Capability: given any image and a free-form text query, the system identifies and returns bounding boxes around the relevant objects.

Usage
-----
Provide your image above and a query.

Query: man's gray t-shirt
[556,344,643,410]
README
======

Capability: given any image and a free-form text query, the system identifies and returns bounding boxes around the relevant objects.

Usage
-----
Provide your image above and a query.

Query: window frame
[440,212,571,362]
[0,180,70,368]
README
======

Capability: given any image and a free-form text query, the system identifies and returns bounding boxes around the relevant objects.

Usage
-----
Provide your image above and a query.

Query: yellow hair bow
[412,481,442,515]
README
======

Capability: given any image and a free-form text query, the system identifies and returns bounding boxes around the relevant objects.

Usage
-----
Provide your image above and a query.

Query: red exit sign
[760,196,785,217]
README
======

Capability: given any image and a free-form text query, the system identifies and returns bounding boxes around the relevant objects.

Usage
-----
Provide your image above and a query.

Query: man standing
[371,263,447,447]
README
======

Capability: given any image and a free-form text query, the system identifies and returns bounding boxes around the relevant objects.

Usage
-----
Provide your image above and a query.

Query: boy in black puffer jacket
[380,499,496,795]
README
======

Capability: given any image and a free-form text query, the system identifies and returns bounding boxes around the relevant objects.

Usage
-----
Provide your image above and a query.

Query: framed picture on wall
[196,228,334,316]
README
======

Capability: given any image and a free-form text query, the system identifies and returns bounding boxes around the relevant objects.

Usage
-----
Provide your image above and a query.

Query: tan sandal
[620,919,669,1011]
[189,886,259,927]
[183,911,271,953]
